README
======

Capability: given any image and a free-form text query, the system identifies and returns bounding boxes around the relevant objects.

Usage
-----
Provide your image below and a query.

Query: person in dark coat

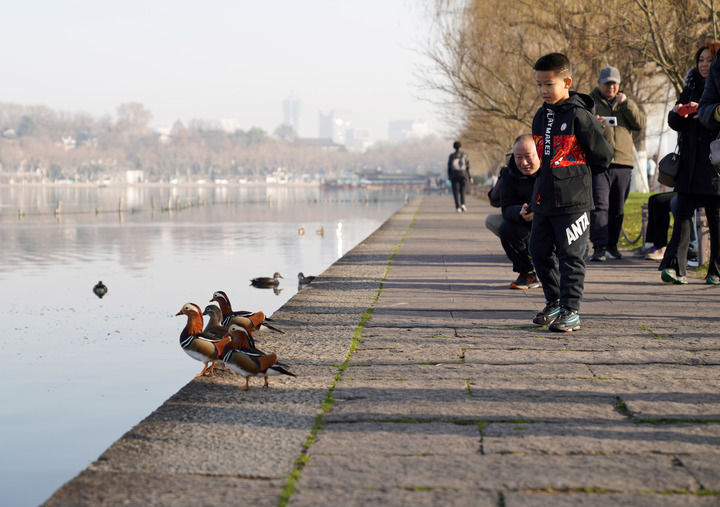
[498,134,541,289]
[447,141,473,212]
[663,43,720,284]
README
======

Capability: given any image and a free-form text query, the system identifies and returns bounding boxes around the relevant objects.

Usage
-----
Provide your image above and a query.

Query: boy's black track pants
[529,211,589,311]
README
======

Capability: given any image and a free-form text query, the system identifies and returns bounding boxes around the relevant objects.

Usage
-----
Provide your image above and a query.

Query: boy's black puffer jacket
[531,92,614,216]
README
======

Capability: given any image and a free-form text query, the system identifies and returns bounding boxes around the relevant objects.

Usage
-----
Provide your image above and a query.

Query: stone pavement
[46,195,720,506]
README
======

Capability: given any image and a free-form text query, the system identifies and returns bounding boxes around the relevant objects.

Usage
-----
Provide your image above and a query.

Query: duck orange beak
[175,310,183,316]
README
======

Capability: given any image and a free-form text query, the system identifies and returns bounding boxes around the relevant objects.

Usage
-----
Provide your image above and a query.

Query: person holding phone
[588,66,646,262]
[663,42,720,284]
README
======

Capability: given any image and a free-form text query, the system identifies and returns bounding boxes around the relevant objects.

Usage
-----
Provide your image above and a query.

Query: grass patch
[614,396,631,417]
[459,347,466,363]
[464,379,473,397]
[633,417,720,425]
[619,192,649,249]
[640,325,664,340]
[514,425,528,431]
[640,489,720,496]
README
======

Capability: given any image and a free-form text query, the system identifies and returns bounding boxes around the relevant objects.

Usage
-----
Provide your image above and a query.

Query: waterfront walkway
[47,195,720,506]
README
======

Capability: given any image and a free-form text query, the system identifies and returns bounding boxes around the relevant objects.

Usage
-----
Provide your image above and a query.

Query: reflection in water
[0,186,406,507]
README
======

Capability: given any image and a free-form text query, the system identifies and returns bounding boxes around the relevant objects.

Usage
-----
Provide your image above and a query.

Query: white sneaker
[461,204,467,212]
[456,208,462,213]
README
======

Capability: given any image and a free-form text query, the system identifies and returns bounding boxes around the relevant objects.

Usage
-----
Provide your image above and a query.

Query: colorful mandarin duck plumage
[210,290,284,334]
[250,272,283,288]
[219,324,295,391]
[176,303,231,377]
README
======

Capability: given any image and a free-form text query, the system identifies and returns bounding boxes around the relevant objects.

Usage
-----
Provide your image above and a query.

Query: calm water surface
[0,185,405,507]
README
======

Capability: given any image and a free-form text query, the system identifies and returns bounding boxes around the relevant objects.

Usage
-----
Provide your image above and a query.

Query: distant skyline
[0,1,445,141]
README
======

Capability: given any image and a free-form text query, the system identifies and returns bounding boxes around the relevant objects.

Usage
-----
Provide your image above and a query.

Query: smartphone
[676,103,698,116]
[600,116,618,126]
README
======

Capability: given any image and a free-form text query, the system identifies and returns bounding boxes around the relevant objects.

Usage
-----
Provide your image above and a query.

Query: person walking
[447,141,472,212]
[589,66,646,261]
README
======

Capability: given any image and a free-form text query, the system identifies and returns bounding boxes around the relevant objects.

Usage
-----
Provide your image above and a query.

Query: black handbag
[657,150,679,187]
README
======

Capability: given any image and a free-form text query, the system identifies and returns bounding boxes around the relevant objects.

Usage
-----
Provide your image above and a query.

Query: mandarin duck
[250,272,283,288]
[176,303,231,377]
[219,324,295,390]
[210,290,252,321]
[202,304,229,340]
[210,290,284,333]
[297,272,316,286]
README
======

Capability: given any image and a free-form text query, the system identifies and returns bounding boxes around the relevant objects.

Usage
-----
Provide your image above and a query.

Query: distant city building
[220,119,243,133]
[346,128,371,151]
[388,120,430,143]
[318,110,352,145]
[283,94,301,133]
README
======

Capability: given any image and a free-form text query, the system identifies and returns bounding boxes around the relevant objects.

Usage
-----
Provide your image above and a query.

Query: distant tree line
[426,0,719,174]
[0,101,448,183]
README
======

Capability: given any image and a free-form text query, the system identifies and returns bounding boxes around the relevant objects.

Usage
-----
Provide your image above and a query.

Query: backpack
[450,153,467,178]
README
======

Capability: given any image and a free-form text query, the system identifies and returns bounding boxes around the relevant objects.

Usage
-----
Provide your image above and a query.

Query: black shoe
[510,272,541,290]
[590,247,606,262]
[606,245,622,259]
[533,300,562,326]
[549,307,581,332]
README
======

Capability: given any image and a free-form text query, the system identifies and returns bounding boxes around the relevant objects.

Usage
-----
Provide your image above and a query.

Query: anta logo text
[565,212,589,245]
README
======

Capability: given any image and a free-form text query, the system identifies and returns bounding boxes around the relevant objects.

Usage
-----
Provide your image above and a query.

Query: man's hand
[520,203,534,222]
[616,92,627,103]
[596,115,607,127]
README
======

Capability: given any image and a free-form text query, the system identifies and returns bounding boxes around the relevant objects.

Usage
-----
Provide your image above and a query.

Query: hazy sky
[0,1,444,140]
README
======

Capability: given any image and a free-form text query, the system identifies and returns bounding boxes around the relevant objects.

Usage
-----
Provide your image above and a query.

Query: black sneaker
[549,307,581,332]
[606,245,622,259]
[533,300,562,326]
[510,272,541,290]
[590,247,606,262]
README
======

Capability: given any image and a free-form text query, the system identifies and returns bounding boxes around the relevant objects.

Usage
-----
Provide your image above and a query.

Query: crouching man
[499,134,541,289]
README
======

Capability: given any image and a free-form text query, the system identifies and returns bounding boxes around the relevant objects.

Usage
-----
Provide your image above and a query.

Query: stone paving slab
[483,421,720,455]
[46,195,720,506]
[290,487,499,507]
[504,492,719,507]
[295,454,698,492]
[311,422,481,456]
[45,471,285,507]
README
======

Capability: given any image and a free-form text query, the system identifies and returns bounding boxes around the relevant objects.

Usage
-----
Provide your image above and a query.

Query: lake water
[0,185,405,507]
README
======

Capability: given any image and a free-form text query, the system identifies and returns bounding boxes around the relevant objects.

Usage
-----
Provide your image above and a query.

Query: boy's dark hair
[453,141,461,149]
[533,53,572,76]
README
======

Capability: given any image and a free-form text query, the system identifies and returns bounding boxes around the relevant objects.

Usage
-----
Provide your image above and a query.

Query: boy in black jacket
[530,53,613,332]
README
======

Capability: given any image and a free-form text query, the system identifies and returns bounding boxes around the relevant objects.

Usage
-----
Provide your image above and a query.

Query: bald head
[513,135,540,176]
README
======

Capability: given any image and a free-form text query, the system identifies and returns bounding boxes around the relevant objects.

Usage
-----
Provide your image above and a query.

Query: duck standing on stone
[209,290,284,334]
[297,272,316,287]
[176,303,231,377]
[250,272,283,288]
[219,324,295,391]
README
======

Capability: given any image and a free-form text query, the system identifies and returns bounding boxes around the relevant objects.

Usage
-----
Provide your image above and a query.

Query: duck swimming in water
[250,272,283,288]
[93,281,108,299]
